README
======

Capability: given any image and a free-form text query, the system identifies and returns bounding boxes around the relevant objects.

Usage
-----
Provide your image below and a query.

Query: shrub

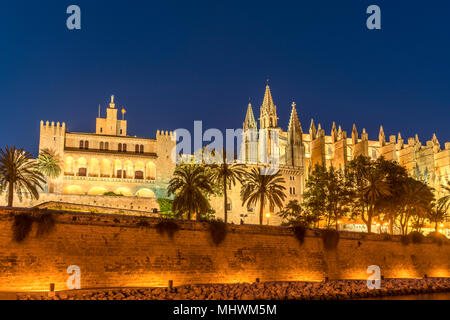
[137,219,150,228]
[12,213,33,242]
[155,220,180,239]
[381,233,392,241]
[36,213,55,237]
[408,231,425,244]
[157,198,173,212]
[426,232,447,245]
[103,191,122,196]
[321,229,340,250]
[209,219,227,246]
[400,235,410,245]
[292,224,307,245]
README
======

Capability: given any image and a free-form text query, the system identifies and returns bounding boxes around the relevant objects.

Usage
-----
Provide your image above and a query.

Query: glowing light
[265,213,271,218]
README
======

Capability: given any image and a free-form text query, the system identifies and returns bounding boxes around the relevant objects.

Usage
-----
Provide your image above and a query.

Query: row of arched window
[135,144,144,153]
[79,140,89,149]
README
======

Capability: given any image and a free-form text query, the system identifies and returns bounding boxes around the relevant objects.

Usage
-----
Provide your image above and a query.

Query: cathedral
[212,83,450,226]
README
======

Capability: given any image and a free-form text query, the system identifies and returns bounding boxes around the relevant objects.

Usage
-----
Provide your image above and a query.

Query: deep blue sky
[1,0,449,155]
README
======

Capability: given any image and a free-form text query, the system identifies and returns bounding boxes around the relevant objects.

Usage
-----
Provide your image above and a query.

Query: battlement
[156,130,175,138]
[40,120,66,135]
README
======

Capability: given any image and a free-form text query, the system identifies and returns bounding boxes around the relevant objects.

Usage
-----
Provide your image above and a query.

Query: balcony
[64,147,157,158]
[63,174,156,184]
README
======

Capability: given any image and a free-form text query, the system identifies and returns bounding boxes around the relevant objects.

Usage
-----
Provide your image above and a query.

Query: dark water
[366,292,450,300]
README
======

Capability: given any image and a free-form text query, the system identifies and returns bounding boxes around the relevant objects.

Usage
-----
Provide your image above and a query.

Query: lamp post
[265,213,271,225]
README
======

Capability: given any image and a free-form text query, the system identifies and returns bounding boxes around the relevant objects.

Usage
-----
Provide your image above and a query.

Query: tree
[240,167,286,225]
[0,146,46,207]
[167,165,214,220]
[324,166,351,229]
[398,177,434,235]
[37,149,62,178]
[208,149,246,223]
[427,202,447,232]
[302,164,327,228]
[437,185,450,213]
[347,156,391,233]
[278,200,303,226]
[373,157,408,234]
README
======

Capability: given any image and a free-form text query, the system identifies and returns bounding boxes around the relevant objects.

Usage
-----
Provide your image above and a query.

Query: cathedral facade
[213,84,450,226]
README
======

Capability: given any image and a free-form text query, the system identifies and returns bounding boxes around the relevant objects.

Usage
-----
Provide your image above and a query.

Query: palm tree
[38,149,62,178]
[167,164,214,220]
[361,169,391,233]
[208,149,246,223]
[438,185,450,212]
[241,167,286,225]
[398,177,434,235]
[0,146,46,207]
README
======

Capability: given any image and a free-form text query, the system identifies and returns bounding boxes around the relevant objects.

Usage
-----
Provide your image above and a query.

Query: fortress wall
[0,208,449,292]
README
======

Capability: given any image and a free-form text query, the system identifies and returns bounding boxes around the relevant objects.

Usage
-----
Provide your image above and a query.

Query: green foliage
[12,213,33,242]
[292,224,307,245]
[0,146,46,206]
[37,149,62,178]
[208,219,227,246]
[167,165,214,220]
[155,219,180,239]
[207,148,247,223]
[198,208,216,221]
[35,213,55,237]
[103,191,122,196]
[321,229,340,250]
[408,231,425,244]
[240,167,286,225]
[157,198,173,212]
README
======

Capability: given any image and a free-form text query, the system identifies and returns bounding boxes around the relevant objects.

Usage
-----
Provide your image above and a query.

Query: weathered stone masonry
[0,208,449,292]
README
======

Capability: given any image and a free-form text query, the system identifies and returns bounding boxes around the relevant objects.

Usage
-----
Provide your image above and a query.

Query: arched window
[123,144,127,152]
[84,141,89,149]
[118,143,122,152]
[135,170,144,179]
[135,145,139,153]
[140,145,144,153]
[100,142,104,150]
[105,142,109,150]
[79,141,84,149]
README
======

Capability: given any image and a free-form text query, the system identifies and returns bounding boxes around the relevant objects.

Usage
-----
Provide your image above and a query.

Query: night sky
[1,0,449,155]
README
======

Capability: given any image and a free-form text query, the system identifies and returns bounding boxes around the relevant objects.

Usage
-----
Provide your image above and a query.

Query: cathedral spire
[259,83,278,128]
[288,101,302,138]
[331,122,338,142]
[352,124,358,144]
[309,119,317,140]
[243,102,257,131]
[379,125,385,146]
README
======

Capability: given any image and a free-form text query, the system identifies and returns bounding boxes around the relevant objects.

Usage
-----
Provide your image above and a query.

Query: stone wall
[0,208,448,292]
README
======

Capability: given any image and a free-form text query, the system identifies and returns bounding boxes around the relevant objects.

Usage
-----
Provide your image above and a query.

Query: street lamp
[265,213,271,225]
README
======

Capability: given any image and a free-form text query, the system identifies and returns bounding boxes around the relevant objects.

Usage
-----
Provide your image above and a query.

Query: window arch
[123,144,127,152]
[104,142,109,150]
[118,143,122,152]
[135,144,140,153]
[100,142,104,150]
[79,140,84,149]
[84,141,89,149]
[140,144,144,153]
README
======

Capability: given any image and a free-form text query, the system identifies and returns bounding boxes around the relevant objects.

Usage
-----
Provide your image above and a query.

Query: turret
[352,124,358,145]
[286,101,304,167]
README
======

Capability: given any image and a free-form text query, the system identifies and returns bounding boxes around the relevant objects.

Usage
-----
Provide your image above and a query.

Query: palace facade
[35,95,175,212]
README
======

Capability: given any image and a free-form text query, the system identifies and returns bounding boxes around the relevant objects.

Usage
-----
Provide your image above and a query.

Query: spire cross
[292,101,296,108]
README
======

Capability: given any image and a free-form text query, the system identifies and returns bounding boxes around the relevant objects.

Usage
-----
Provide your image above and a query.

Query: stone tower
[96,95,127,136]
[286,101,304,167]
